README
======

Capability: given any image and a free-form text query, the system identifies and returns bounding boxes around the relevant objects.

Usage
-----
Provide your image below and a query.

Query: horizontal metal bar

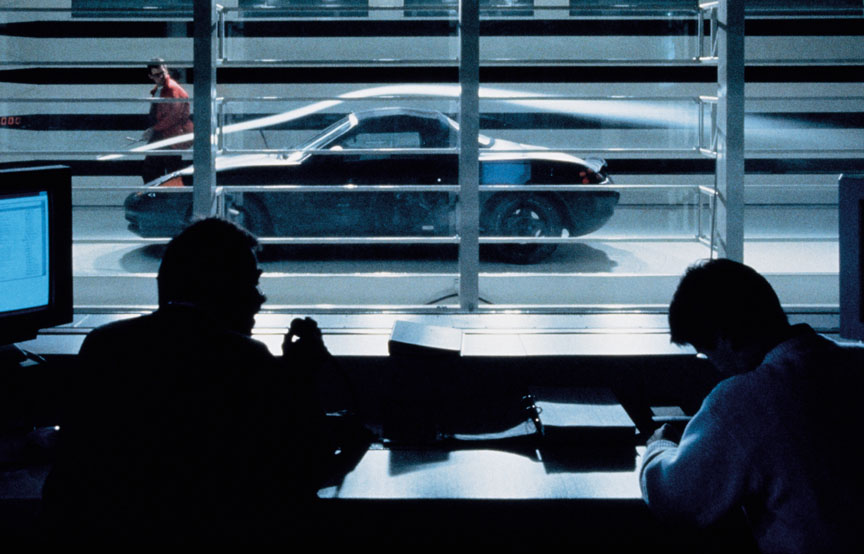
[74,238,171,245]
[2,58,856,70]
[68,304,838,317]
[479,183,674,192]
[477,236,708,244]
[217,5,702,17]
[220,147,459,155]
[0,61,194,68]
[744,237,839,243]
[213,183,675,193]
[746,59,864,66]
[74,236,460,245]
[0,98,193,104]
[0,150,193,156]
[219,147,703,155]
[215,59,718,67]
[257,236,460,245]
[746,149,864,155]
[72,183,700,194]
[0,7,191,17]
[74,236,711,246]
[217,184,460,193]
[219,94,704,103]
[746,96,864,102]
[75,186,191,193]
[38,58,857,73]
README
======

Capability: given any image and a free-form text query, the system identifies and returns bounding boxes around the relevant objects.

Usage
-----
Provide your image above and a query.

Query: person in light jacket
[640,258,864,554]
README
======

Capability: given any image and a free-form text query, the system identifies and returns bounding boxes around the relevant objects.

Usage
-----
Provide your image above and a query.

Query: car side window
[340,130,423,149]
[418,120,455,148]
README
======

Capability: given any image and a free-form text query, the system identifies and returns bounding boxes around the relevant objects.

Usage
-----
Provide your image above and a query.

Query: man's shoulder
[82,313,156,342]
[77,313,278,385]
[81,311,272,359]
[163,78,189,98]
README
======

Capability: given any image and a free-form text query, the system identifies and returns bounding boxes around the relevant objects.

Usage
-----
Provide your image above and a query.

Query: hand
[647,422,683,446]
[282,317,330,365]
[141,127,154,142]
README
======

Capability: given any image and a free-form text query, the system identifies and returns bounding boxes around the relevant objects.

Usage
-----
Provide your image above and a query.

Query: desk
[319,445,643,500]
[315,445,753,551]
[314,444,681,549]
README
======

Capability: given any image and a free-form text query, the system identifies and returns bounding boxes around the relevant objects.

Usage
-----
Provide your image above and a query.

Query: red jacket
[149,76,193,149]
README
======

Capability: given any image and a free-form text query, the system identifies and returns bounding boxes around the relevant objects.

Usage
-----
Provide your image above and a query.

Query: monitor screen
[0,164,72,346]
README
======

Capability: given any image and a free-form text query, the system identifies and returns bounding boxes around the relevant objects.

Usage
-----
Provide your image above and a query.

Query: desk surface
[319,445,644,501]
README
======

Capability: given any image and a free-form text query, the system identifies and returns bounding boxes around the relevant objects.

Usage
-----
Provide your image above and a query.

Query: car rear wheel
[486,194,563,264]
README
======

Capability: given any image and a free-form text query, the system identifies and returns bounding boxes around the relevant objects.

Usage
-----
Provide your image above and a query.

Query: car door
[312,113,456,236]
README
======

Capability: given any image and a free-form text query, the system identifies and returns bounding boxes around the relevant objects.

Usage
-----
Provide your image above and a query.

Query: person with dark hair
[40,218,340,543]
[141,58,193,183]
[640,258,864,553]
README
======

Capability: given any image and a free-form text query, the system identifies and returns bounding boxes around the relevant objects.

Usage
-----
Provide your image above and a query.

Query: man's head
[147,58,168,87]
[668,258,790,374]
[157,218,266,335]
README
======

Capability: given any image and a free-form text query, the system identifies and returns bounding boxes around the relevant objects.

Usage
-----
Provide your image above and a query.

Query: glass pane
[220,4,462,310]
[2,1,861,317]
[475,5,714,309]
[0,6,195,312]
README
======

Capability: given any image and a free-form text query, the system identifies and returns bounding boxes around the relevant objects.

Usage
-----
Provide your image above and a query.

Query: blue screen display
[0,191,50,313]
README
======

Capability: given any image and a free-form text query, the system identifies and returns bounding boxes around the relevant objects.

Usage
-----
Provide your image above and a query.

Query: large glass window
[1,1,861,319]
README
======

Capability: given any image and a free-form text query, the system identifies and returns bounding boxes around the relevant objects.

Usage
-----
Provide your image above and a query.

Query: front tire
[227,195,273,238]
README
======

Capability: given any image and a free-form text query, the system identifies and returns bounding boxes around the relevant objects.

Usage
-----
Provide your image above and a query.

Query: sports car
[125,107,618,263]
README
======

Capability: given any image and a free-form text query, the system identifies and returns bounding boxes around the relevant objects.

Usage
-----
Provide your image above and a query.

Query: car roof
[350,107,451,122]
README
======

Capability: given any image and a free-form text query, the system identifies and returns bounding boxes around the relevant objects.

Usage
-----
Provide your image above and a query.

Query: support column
[715,0,745,261]
[458,0,480,311]
[192,0,218,219]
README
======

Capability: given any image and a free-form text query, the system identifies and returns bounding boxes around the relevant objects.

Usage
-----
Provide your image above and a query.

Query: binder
[529,387,636,447]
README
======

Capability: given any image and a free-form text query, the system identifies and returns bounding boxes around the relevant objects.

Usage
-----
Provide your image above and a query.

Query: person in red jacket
[141,58,194,183]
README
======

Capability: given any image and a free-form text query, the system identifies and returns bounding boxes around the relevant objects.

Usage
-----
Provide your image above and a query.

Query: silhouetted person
[141,58,193,183]
[41,218,336,543]
[640,258,864,553]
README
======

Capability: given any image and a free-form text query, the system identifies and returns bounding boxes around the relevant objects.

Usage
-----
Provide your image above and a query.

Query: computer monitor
[0,164,72,348]
[839,174,864,342]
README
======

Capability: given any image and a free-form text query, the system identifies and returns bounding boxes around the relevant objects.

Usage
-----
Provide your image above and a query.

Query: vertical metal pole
[715,0,745,261]
[192,0,218,219]
[458,0,480,311]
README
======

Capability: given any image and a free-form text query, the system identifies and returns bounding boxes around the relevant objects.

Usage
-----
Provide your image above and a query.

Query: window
[1,1,861,319]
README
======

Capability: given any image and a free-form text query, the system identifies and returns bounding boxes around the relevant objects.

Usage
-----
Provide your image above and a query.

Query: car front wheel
[227,195,273,238]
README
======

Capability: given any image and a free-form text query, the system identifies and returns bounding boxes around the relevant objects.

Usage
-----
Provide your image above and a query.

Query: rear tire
[486,195,563,264]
